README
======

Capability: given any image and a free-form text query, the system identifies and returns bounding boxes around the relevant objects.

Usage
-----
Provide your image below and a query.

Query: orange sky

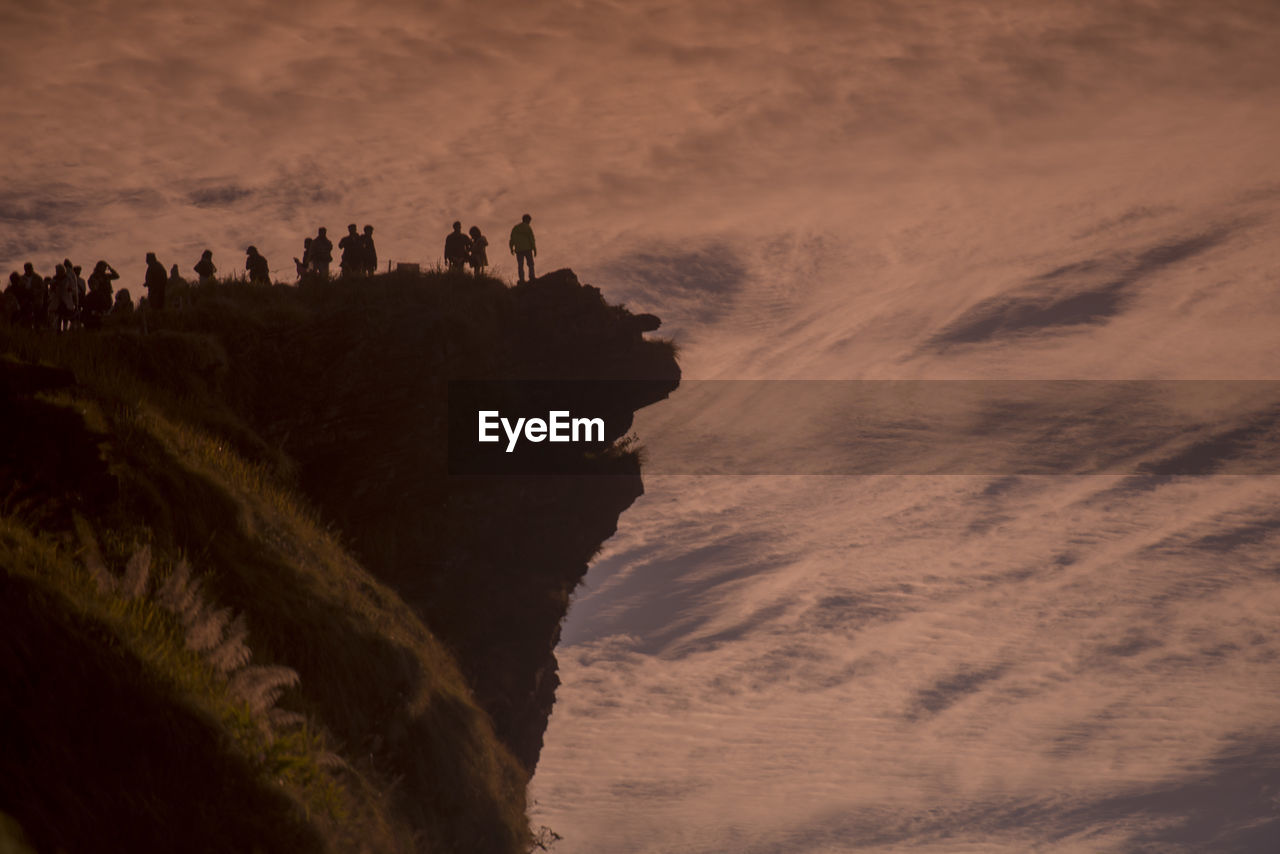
[8,2,1280,852]
[6,1,1278,304]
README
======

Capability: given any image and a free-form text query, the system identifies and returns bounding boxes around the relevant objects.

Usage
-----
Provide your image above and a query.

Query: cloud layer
[5,1,1279,285]
[8,2,1280,852]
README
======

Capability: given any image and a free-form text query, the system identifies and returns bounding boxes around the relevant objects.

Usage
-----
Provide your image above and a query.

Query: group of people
[185,246,273,287]
[291,214,536,283]
[2,245,274,329]
[294,224,378,280]
[4,259,130,331]
[444,222,489,276]
[141,247,275,312]
[443,214,538,283]
[4,212,543,330]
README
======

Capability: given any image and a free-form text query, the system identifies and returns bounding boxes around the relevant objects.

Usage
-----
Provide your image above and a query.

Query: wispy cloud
[538,473,1280,851]
[6,0,1278,280]
[9,2,1280,851]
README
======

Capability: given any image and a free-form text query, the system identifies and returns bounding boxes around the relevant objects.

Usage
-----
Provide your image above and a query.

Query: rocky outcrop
[0,267,676,851]
[237,268,679,772]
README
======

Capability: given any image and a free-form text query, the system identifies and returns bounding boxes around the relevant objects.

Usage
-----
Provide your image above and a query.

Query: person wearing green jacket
[509,213,536,283]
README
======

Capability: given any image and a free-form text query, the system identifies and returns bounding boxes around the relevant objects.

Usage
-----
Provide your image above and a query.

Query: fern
[121,544,152,600]
[268,708,307,730]
[185,604,232,653]
[230,666,300,717]
[72,514,115,595]
[207,614,251,673]
[157,559,200,619]
[102,546,304,734]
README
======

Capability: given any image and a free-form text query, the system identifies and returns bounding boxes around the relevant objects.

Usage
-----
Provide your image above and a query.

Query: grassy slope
[0,275,555,852]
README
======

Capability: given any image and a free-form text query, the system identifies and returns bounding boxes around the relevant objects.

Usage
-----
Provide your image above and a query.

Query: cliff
[0,268,679,853]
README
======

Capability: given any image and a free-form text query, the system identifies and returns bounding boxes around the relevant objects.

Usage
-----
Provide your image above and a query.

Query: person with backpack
[84,261,118,326]
[193,249,217,285]
[508,213,536,283]
[294,237,313,280]
[245,246,270,284]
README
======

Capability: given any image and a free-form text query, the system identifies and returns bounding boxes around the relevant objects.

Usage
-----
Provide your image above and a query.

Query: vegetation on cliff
[0,269,679,853]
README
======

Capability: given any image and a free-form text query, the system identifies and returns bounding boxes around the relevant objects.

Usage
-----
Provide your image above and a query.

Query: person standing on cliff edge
[509,214,536,283]
[360,225,377,275]
[245,246,270,284]
[468,225,489,278]
[311,227,333,279]
[444,221,472,273]
[144,252,167,311]
[339,223,363,277]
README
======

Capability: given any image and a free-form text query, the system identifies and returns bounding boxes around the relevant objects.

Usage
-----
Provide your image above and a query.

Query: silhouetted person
[339,223,364,277]
[88,261,118,292]
[165,262,194,310]
[20,262,40,288]
[113,288,134,316]
[311,227,333,279]
[32,276,49,328]
[54,262,77,332]
[245,246,270,284]
[4,273,20,324]
[31,270,52,328]
[17,263,41,326]
[444,221,471,273]
[361,225,377,275]
[144,252,166,311]
[468,226,489,277]
[19,263,41,316]
[509,213,536,282]
[194,249,217,285]
[84,261,118,327]
[66,259,85,313]
[294,237,313,280]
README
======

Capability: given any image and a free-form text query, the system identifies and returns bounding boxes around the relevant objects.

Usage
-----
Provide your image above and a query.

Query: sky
[7,1,1280,851]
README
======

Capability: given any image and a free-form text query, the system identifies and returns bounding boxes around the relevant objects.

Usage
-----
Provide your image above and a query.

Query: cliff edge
[0,268,679,853]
